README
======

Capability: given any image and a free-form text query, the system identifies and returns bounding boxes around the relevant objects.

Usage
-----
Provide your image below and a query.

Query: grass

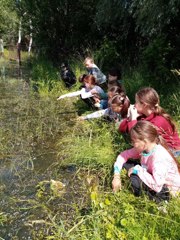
[0,54,180,239]
[52,58,180,240]
[52,119,180,240]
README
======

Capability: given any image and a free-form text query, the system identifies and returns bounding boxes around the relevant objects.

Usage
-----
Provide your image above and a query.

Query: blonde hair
[84,57,94,65]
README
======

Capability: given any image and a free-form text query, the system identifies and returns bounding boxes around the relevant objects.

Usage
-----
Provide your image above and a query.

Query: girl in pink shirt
[119,87,180,157]
[113,121,180,202]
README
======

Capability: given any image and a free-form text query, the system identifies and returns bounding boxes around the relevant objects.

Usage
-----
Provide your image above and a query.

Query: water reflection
[0,58,6,80]
[0,61,84,239]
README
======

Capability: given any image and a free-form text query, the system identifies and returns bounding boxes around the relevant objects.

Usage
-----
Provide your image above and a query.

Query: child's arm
[119,118,137,133]
[80,88,93,99]
[78,109,108,120]
[112,174,122,192]
[112,148,140,192]
[57,90,82,100]
[92,67,107,84]
[118,105,140,132]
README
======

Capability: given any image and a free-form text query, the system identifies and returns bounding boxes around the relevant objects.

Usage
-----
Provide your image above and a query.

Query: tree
[95,0,180,70]
[95,0,140,65]
[0,0,18,42]
[131,0,180,68]
[18,0,99,61]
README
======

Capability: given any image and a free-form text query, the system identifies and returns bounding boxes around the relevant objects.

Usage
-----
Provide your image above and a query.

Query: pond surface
[0,60,89,239]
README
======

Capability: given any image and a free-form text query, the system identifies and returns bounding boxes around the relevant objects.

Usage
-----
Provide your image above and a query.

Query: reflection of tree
[9,39,16,61]
[0,38,4,57]
[0,64,6,80]
[17,42,21,65]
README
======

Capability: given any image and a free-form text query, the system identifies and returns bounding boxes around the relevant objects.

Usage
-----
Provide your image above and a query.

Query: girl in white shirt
[57,75,107,102]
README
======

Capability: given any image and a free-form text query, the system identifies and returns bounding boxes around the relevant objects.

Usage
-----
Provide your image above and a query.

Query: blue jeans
[172,150,180,158]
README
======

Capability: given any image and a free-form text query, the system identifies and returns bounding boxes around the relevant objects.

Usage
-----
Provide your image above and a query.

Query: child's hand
[112,174,121,192]
[94,102,101,108]
[77,116,85,121]
[127,105,140,121]
[91,89,98,94]
[93,97,100,103]
[128,167,134,177]
[57,96,63,100]
[114,117,119,123]
[128,166,139,177]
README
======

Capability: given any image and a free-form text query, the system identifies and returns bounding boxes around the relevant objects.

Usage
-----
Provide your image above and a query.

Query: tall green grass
[16,55,180,239]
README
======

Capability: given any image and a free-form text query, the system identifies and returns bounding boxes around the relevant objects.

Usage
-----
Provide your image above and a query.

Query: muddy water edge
[0,61,91,239]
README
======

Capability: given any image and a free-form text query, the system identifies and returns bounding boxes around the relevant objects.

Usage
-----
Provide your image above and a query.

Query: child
[60,63,76,88]
[84,57,107,85]
[112,121,180,202]
[57,75,107,105]
[92,92,108,110]
[91,71,124,109]
[78,86,130,121]
[119,87,180,157]
[108,67,124,90]
[78,74,87,89]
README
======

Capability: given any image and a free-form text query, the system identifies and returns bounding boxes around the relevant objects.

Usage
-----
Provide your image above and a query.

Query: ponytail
[158,135,180,173]
[111,93,130,118]
[121,97,130,118]
[155,105,175,132]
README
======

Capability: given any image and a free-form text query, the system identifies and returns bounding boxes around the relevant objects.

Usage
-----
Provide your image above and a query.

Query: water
[0,60,87,239]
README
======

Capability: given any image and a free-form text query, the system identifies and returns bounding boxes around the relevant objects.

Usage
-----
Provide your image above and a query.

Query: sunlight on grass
[1,56,180,239]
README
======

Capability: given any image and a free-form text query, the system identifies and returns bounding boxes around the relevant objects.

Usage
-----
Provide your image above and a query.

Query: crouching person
[60,63,76,88]
[112,120,180,203]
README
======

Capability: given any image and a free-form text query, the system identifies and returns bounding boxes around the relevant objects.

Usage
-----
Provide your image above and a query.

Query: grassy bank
[1,55,179,239]
[27,57,180,239]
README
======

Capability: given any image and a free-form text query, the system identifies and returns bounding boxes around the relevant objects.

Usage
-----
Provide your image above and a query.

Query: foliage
[1,56,180,239]
[93,38,120,71]
[95,0,139,66]
[130,0,180,75]
[141,37,173,82]
[1,0,180,85]
[65,191,180,240]
[30,57,64,95]
[95,0,180,77]
[0,212,8,226]
[57,119,118,168]
[18,0,99,60]
[0,0,18,41]
[131,0,180,38]
[47,168,180,240]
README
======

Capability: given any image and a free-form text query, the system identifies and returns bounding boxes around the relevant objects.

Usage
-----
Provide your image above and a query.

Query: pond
[0,60,90,239]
